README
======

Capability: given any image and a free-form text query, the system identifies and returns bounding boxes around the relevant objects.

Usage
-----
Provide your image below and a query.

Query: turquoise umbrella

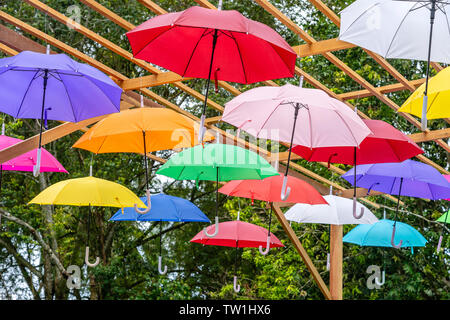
[156,143,279,238]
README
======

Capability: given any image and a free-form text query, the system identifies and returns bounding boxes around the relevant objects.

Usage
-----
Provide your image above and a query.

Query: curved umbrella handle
[158,255,167,275]
[134,189,151,214]
[33,148,42,177]
[390,224,403,249]
[421,95,428,131]
[85,246,100,268]
[375,270,385,286]
[352,197,364,219]
[258,235,271,256]
[233,275,240,293]
[204,216,219,238]
[198,114,206,144]
[280,176,291,201]
[437,235,443,252]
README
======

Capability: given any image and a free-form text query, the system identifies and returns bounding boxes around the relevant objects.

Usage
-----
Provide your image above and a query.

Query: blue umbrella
[110,193,210,274]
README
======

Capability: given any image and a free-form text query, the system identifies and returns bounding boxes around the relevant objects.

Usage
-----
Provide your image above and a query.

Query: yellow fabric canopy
[28,176,146,208]
[72,107,215,154]
[398,66,450,120]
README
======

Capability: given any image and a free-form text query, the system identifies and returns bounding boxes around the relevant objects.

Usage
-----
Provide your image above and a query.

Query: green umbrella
[437,210,450,252]
[156,143,279,237]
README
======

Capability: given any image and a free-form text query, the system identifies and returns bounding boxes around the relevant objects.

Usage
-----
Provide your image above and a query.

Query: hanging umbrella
[218,174,327,254]
[398,66,450,122]
[190,219,284,293]
[0,51,122,175]
[110,192,210,275]
[342,159,450,248]
[284,194,379,225]
[156,143,279,238]
[292,119,423,218]
[436,210,450,252]
[29,176,146,267]
[338,0,450,129]
[126,3,296,143]
[221,83,371,202]
[73,107,214,214]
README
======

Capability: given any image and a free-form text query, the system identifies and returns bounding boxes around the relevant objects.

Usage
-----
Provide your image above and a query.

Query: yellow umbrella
[72,107,214,214]
[29,176,146,267]
[398,66,450,128]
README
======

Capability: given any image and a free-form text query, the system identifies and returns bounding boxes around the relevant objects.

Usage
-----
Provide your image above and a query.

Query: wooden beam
[271,203,332,300]
[294,38,355,57]
[120,73,191,91]
[204,116,222,125]
[409,127,450,143]
[329,224,343,300]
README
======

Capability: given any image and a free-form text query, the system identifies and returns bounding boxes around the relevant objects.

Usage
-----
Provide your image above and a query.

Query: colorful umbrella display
[0,51,122,175]
[110,193,210,275]
[126,4,296,142]
[284,195,378,226]
[190,219,284,292]
[292,118,423,219]
[73,107,214,214]
[339,0,450,129]
[342,159,450,248]
[222,84,371,201]
[29,176,146,267]
[156,143,279,238]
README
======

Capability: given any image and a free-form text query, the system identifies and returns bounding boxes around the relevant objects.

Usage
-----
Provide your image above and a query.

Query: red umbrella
[126,4,296,142]
[218,175,327,255]
[190,220,284,292]
[218,175,327,205]
[291,119,424,219]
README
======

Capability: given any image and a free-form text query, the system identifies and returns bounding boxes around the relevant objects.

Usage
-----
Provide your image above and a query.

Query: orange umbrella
[73,107,214,213]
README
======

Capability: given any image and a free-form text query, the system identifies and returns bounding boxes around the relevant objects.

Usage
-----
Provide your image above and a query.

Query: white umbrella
[338,0,450,130]
[285,195,379,225]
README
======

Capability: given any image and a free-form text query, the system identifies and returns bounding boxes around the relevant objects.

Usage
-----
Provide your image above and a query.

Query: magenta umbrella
[0,124,68,196]
[222,84,371,201]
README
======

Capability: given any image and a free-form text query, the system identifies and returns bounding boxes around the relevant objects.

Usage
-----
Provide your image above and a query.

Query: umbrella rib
[228,31,248,84]
[255,103,283,139]
[79,74,121,113]
[331,109,359,146]
[340,3,382,37]
[14,69,41,119]
[182,28,210,77]
[385,2,419,58]
[59,72,78,123]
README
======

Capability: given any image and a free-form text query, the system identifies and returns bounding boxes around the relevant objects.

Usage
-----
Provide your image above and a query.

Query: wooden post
[329,224,343,300]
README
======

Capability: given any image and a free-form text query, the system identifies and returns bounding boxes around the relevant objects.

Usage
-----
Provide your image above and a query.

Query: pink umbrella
[222,83,371,201]
[0,124,67,195]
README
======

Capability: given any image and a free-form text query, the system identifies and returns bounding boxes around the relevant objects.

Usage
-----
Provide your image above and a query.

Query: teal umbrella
[156,143,279,238]
[437,210,450,252]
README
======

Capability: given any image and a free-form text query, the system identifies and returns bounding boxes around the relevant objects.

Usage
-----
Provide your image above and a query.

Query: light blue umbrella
[110,193,210,275]
[343,219,427,249]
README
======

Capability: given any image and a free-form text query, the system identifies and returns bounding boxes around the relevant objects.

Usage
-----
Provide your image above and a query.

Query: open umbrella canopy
[28,176,146,208]
[292,119,423,165]
[190,220,284,248]
[126,6,296,84]
[218,175,327,205]
[156,143,279,182]
[399,66,450,120]
[343,219,428,248]
[0,134,67,173]
[437,211,450,224]
[72,107,214,154]
[341,159,450,200]
[0,51,122,122]
[109,193,210,222]
[284,195,379,225]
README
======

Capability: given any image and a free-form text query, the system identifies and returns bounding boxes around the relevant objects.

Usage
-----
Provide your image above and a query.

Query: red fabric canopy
[190,220,284,248]
[126,6,296,84]
[218,175,327,205]
[292,119,423,165]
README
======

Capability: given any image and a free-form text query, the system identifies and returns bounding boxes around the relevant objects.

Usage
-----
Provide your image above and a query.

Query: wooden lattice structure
[1,0,449,300]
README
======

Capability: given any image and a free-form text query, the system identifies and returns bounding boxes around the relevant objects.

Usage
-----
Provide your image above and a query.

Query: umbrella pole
[33,69,49,177]
[353,147,364,219]
[85,204,100,267]
[199,29,219,144]
[233,240,240,293]
[204,166,219,237]
[158,219,167,275]
[422,0,437,130]
[391,178,404,248]
[259,203,272,255]
[281,103,300,201]
[135,131,151,214]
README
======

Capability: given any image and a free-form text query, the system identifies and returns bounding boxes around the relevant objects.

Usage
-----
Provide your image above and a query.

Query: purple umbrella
[341,159,450,248]
[0,50,122,176]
